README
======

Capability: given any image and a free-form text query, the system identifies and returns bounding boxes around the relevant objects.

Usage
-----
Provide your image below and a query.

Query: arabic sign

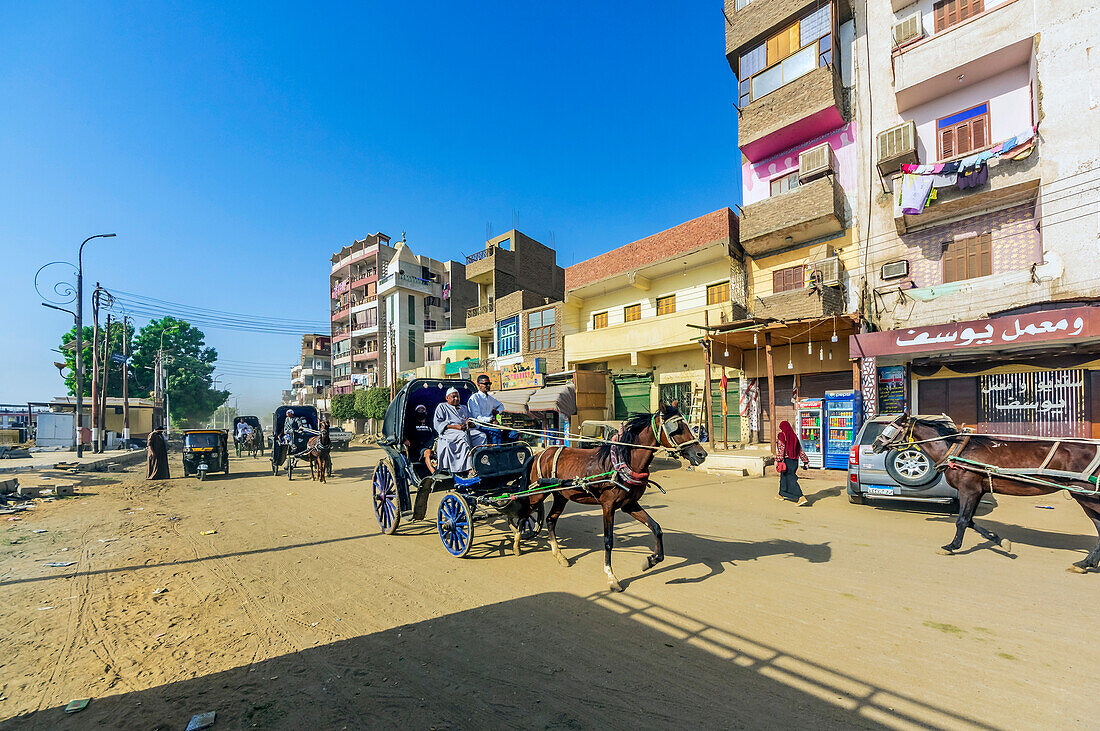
[500,359,545,390]
[877,365,906,415]
[979,369,1088,437]
[849,306,1099,358]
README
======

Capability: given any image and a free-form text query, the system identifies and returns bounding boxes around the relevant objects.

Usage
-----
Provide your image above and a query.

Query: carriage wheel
[373,459,401,535]
[511,502,545,540]
[287,455,294,481]
[438,492,474,558]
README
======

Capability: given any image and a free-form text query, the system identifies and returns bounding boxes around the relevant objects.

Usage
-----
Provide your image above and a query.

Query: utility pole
[90,285,101,453]
[122,317,130,444]
[101,313,112,452]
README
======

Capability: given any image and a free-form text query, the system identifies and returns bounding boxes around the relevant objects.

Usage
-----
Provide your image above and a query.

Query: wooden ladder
[687,385,706,427]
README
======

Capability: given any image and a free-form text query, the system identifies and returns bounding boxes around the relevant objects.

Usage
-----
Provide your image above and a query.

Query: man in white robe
[433,387,473,473]
[467,374,504,447]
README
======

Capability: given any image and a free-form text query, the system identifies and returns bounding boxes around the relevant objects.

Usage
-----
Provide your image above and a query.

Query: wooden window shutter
[970,116,988,150]
[940,127,955,159]
[956,123,971,155]
[942,241,957,283]
[934,1,947,31]
[977,233,992,277]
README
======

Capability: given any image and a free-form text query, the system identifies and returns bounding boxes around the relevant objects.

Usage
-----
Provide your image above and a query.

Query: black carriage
[271,405,319,479]
[232,415,264,457]
[373,378,544,557]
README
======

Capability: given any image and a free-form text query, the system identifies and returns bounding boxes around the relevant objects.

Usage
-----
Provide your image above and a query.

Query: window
[624,304,642,322]
[407,294,416,325]
[364,308,378,328]
[497,316,520,356]
[424,319,437,331]
[528,308,556,351]
[707,281,731,304]
[942,234,992,283]
[739,5,832,106]
[770,171,800,197]
[933,0,983,32]
[773,265,805,293]
[937,103,990,159]
[425,344,442,362]
[593,312,608,329]
[656,295,676,316]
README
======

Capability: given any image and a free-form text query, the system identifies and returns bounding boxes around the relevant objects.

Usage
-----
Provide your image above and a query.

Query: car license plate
[865,485,894,496]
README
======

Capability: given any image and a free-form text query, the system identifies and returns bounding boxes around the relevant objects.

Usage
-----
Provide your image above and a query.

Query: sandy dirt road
[1,444,1098,729]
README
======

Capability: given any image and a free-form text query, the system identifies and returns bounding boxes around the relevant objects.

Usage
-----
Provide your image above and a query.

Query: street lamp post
[75,234,116,457]
[158,324,181,434]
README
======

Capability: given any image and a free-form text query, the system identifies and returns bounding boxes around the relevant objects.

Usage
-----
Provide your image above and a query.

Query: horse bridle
[651,413,700,457]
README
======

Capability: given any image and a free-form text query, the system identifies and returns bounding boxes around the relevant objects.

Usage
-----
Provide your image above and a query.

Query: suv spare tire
[884,447,937,487]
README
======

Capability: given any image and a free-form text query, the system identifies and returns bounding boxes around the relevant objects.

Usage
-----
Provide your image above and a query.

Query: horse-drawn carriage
[271,405,319,480]
[232,415,264,458]
[372,378,545,557]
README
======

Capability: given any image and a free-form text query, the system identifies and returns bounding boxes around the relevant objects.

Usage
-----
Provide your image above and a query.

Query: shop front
[850,304,1100,438]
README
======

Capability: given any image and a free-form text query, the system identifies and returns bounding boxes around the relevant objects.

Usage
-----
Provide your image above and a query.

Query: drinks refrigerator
[795,398,824,468]
[823,390,863,470]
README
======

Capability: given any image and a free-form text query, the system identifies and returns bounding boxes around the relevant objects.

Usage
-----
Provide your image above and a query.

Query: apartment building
[848,0,1100,437]
[330,233,475,393]
[564,209,746,437]
[289,333,331,407]
[719,0,865,441]
[463,230,565,364]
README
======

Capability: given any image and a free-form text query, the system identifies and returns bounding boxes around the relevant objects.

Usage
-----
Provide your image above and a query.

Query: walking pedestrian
[776,420,810,506]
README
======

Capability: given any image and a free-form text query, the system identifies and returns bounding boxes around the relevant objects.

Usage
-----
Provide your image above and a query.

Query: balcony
[465,302,495,336]
[752,284,845,320]
[740,175,846,256]
[351,348,377,362]
[332,351,351,364]
[377,272,438,296]
[465,244,514,284]
[566,303,740,367]
[739,65,846,162]
[892,143,1040,234]
[725,0,852,61]
[331,307,349,322]
[892,0,1034,112]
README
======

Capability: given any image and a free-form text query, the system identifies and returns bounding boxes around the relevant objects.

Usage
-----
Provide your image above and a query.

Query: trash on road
[37,606,55,611]
[200,530,217,535]
[64,698,90,714]
[1035,505,1055,509]
[31,529,47,533]
[152,587,168,596]
[186,711,216,730]
[44,561,76,567]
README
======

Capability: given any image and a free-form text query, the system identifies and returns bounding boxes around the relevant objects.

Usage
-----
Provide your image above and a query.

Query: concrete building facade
[289,333,331,407]
[847,0,1100,437]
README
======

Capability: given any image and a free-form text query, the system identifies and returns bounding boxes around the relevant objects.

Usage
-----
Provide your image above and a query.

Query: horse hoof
[1067,564,1088,574]
[937,548,954,556]
[556,556,570,568]
[999,539,1012,552]
[608,581,623,592]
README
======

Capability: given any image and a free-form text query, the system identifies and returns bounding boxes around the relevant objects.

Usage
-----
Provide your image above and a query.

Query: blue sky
[0,1,740,415]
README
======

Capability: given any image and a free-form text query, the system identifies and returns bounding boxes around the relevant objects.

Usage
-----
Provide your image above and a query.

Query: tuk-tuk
[232,415,264,457]
[182,429,230,480]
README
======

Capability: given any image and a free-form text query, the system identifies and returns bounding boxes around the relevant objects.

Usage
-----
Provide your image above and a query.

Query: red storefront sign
[849,306,1100,358]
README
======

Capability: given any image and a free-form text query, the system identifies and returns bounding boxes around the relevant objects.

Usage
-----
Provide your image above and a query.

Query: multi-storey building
[331,233,475,393]
[564,209,746,437]
[717,0,866,442]
[463,230,565,363]
[289,333,331,407]
[847,0,1100,437]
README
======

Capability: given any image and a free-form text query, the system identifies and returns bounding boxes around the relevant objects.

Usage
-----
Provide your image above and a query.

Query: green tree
[330,393,357,421]
[129,317,226,425]
[361,387,391,421]
[59,322,134,398]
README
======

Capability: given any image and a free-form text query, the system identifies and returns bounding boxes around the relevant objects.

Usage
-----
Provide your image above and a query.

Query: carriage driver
[283,409,302,452]
[235,420,253,441]
[467,374,503,447]
[433,387,474,474]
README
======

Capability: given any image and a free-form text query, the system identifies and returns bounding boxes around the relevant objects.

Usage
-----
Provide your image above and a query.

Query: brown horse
[513,405,708,591]
[306,420,333,483]
[872,413,1100,573]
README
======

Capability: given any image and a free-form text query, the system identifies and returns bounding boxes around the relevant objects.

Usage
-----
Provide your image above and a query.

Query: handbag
[776,459,787,474]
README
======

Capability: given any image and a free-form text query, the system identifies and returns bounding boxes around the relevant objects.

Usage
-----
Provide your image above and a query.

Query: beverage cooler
[795,398,824,468]
[824,390,863,470]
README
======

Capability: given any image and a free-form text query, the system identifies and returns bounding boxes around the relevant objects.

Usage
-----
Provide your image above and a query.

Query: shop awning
[528,384,576,415]
[495,388,537,414]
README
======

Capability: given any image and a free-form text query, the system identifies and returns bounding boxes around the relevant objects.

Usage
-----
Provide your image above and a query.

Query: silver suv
[847,415,958,508]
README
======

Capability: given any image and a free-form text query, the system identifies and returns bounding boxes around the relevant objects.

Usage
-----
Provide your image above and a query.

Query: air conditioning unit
[893,12,923,45]
[798,143,837,184]
[881,260,910,280]
[876,120,918,176]
[810,256,842,287]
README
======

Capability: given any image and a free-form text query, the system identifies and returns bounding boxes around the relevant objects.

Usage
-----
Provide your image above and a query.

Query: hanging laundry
[900,173,935,214]
[998,136,1017,154]
[901,164,919,173]
[958,153,982,171]
[930,171,958,188]
[940,161,960,175]
[957,163,989,190]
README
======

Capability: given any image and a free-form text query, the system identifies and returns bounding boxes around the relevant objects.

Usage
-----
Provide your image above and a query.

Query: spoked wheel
[373,459,401,535]
[510,502,545,540]
[438,492,473,557]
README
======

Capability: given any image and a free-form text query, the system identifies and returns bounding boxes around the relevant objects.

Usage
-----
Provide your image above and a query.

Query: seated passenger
[403,404,435,474]
[433,387,473,474]
[467,374,504,447]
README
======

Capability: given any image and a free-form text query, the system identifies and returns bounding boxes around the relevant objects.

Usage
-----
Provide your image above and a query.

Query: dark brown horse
[513,405,708,591]
[872,413,1100,573]
[306,420,333,483]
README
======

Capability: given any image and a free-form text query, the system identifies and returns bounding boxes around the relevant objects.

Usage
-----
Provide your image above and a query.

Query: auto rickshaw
[182,429,230,480]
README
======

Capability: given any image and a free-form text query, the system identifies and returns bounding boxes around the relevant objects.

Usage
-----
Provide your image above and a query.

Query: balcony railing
[465,245,498,265]
[467,302,494,318]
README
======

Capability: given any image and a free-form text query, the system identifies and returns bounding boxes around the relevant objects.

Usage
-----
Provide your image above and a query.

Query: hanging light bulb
[724,347,730,358]
[787,339,794,369]
[819,347,824,361]
[753,332,758,346]
[828,349,833,360]
[831,316,838,343]
[807,340,813,355]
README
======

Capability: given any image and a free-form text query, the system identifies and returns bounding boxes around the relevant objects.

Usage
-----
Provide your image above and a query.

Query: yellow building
[563,209,745,439]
